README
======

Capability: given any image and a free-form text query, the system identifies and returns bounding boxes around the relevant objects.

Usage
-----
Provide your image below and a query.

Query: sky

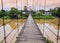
[0,0,60,11]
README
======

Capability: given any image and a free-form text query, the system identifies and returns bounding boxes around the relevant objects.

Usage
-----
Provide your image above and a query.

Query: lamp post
[1,0,6,43]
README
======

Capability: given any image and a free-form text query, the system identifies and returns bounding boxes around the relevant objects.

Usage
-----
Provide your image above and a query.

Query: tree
[0,10,6,18]
[9,7,18,19]
[56,7,60,17]
[50,7,60,18]
[39,10,45,14]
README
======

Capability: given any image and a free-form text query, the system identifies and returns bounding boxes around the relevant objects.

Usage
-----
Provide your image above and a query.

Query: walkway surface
[16,14,46,43]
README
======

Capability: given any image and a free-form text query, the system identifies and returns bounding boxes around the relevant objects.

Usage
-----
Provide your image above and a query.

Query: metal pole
[32,0,34,10]
[3,13,6,43]
[43,0,46,36]
[39,0,41,27]
[57,18,60,43]
[1,0,6,43]
[39,0,41,10]
[1,0,3,10]
[21,0,23,25]
[21,0,22,11]
[16,0,17,8]
[37,0,39,11]
[16,0,19,33]
[27,0,28,8]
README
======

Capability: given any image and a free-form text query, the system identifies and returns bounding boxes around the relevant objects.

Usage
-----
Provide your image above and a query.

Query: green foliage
[46,39,54,43]
[9,8,18,19]
[50,7,60,17]
[0,7,29,19]
[9,8,18,14]
[31,10,36,14]
[0,10,6,17]
[39,10,45,14]
[32,12,55,19]
[33,15,55,19]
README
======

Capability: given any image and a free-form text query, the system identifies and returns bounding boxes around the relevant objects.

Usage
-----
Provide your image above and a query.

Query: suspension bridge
[15,14,46,43]
[0,13,60,43]
[0,0,60,43]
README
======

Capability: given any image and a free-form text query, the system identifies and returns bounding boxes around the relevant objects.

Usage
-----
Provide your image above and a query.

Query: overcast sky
[0,0,60,11]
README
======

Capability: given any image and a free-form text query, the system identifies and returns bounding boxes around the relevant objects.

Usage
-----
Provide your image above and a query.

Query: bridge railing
[0,15,25,43]
[35,18,60,43]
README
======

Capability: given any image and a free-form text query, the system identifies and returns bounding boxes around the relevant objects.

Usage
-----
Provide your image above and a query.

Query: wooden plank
[16,14,46,43]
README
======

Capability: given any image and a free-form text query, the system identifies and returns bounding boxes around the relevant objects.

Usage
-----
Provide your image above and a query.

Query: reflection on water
[34,18,60,43]
[0,19,26,43]
[34,18,60,30]
[0,19,27,29]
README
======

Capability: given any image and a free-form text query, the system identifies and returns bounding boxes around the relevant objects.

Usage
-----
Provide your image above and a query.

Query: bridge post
[1,0,6,43]
[3,15,6,43]
[57,18,60,43]
[16,0,19,34]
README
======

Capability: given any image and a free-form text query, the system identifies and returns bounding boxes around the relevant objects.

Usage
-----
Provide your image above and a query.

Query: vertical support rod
[39,0,41,23]
[1,0,6,43]
[37,0,39,11]
[43,0,46,36]
[57,18,60,43]
[21,0,23,25]
[1,0,3,10]
[16,0,17,8]
[21,0,22,10]
[39,0,41,25]
[16,0,19,33]
[3,13,6,43]
[27,0,28,8]
[32,0,34,10]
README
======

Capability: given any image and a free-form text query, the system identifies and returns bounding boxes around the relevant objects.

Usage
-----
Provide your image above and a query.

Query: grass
[33,15,55,19]
[46,39,54,43]
[32,13,55,19]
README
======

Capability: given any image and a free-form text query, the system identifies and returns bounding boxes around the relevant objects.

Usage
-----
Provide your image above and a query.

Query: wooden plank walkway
[15,14,46,43]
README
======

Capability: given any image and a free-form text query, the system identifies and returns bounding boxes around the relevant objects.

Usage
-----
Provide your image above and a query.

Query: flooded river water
[34,19,60,43]
[0,19,26,43]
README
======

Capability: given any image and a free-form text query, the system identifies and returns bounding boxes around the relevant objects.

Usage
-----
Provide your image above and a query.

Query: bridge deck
[16,14,46,43]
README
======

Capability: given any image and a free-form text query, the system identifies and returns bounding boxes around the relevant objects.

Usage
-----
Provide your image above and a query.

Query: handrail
[0,26,17,43]
[44,24,57,37]
[46,20,58,25]
[0,19,14,27]
[10,31,17,43]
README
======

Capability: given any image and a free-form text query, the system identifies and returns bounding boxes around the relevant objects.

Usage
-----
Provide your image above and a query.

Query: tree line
[50,7,60,18]
[0,7,29,19]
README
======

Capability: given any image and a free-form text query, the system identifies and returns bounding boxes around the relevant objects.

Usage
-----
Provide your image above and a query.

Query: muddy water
[0,19,26,43]
[34,18,60,30]
[0,19,27,29]
[34,19,60,43]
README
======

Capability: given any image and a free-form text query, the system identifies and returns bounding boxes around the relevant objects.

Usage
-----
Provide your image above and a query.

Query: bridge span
[15,14,46,43]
